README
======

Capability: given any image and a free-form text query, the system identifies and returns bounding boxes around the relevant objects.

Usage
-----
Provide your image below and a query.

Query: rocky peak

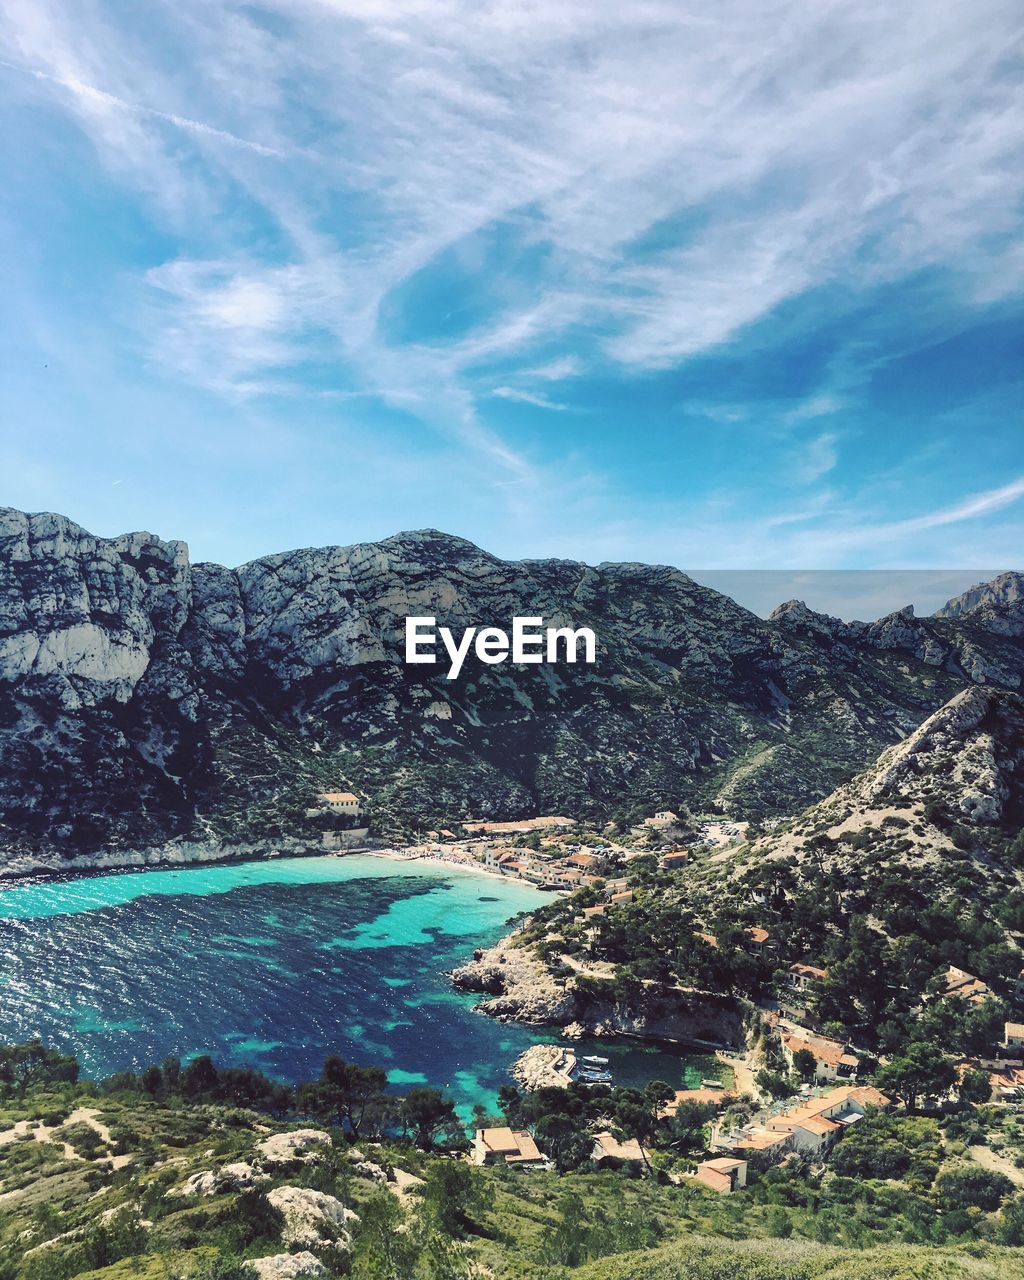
[936,571,1024,618]
[852,686,1024,822]
[768,599,845,638]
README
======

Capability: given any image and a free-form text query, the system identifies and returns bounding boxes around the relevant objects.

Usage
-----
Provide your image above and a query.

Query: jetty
[511,1043,577,1090]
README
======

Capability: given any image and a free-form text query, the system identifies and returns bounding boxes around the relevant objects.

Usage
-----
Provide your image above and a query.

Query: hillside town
[306,793,1024,1198]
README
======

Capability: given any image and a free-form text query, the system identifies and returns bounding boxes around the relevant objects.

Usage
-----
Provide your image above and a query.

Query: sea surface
[0,854,723,1115]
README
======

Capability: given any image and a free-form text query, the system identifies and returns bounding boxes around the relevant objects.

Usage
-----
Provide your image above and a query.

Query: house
[610,890,633,905]
[714,1085,890,1162]
[1005,1022,1024,1052]
[659,1088,736,1117]
[943,965,991,1005]
[745,926,770,954]
[990,1063,1024,1100]
[472,1127,545,1167]
[565,852,598,870]
[318,791,361,816]
[694,1157,747,1193]
[765,1085,890,1156]
[463,816,574,835]
[781,1031,859,1082]
[591,1131,646,1164]
[733,1131,793,1159]
[499,859,532,877]
[643,810,679,827]
[786,962,828,993]
[662,852,689,869]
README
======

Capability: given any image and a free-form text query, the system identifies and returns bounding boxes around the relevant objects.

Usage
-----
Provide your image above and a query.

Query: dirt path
[0,1107,130,1169]
[390,1168,425,1200]
[970,1142,1024,1187]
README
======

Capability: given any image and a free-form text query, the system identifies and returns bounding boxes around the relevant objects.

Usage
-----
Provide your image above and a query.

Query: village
[307,790,1024,1195]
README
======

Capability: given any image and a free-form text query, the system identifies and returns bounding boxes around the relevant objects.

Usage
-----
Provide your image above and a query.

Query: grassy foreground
[3,1051,1024,1280]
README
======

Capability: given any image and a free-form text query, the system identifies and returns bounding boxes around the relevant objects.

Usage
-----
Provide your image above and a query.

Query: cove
[0,854,724,1116]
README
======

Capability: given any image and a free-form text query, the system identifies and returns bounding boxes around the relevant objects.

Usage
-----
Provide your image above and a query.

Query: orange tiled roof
[735,1131,790,1151]
[477,1127,543,1162]
[783,1033,858,1069]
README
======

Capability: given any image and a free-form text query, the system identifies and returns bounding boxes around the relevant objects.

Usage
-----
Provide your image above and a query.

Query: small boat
[702,1079,725,1088]
[582,1055,609,1065]
[578,1070,612,1083]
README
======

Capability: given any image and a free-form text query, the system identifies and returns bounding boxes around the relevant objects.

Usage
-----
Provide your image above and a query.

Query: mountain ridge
[2,505,1023,871]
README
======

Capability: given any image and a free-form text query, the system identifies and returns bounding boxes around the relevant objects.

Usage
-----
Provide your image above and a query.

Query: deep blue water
[0,855,723,1116]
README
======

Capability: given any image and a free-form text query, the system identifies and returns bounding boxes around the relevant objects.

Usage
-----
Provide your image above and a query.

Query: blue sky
[1,0,1022,609]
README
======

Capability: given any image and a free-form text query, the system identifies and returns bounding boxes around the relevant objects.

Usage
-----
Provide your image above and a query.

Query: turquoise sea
[0,854,720,1116]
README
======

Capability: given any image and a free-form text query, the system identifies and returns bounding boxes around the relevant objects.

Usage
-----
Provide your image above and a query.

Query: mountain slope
[1,507,1023,870]
[496,687,1024,1049]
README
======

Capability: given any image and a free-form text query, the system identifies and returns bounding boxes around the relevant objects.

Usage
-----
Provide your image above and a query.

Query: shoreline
[0,839,568,898]
[364,845,568,893]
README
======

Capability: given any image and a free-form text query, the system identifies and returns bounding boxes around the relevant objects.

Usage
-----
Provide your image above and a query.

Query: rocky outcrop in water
[451,940,576,1023]
[2,505,1022,870]
[453,934,744,1043]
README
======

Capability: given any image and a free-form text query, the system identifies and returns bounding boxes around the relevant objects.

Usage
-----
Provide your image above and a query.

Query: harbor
[511,1038,735,1094]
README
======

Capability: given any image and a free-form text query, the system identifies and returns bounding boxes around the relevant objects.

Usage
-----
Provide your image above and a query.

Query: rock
[168,1159,266,1197]
[255,1129,333,1166]
[218,1160,265,1188]
[249,1252,326,1279]
[265,1186,358,1251]
[169,1170,220,1198]
[351,1159,388,1182]
[452,939,576,1024]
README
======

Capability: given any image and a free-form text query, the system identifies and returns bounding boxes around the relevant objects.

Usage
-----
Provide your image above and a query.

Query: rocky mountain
[741,685,1024,891]
[1,506,1023,873]
[936,571,1024,617]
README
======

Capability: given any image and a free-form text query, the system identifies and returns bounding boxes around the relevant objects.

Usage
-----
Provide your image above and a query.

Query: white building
[318,791,361,817]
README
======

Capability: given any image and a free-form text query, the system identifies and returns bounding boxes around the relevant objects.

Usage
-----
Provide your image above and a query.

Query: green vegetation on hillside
[4,1043,1024,1280]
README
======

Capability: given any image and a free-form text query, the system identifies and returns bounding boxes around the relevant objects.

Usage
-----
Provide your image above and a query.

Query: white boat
[582,1055,609,1065]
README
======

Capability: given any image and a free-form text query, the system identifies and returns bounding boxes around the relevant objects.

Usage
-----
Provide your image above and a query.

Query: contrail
[0,58,287,158]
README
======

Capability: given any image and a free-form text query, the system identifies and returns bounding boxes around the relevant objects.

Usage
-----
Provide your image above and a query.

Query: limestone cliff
[1,506,1022,870]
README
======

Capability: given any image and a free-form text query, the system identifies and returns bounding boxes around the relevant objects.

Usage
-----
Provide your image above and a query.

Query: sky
[1,1,1022,610]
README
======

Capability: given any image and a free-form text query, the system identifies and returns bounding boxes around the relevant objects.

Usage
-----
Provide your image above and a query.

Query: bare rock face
[854,686,1023,822]
[1,505,1022,868]
[265,1186,358,1252]
[255,1130,333,1166]
[452,938,576,1023]
[747,686,1024,895]
[937,572,1024,618]
[250,1252,326,1280]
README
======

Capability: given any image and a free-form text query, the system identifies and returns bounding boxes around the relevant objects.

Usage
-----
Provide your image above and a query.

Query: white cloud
[521,355,584,381]
[491,385,568,410]
[792,432,840,485]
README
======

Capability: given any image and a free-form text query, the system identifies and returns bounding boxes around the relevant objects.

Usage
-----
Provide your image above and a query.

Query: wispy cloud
[1,59,287,157]
[491,385,568,411]
[792,432,840,485]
